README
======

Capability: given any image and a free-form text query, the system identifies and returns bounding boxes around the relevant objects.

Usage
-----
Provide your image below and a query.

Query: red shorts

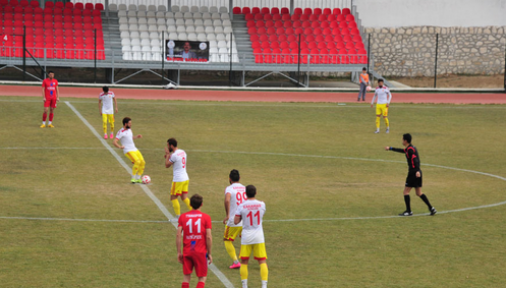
[44,97,57,108]
[182,253,208,277]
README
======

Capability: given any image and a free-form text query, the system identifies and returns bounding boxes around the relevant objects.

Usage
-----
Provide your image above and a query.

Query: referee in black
[385,133,437,216]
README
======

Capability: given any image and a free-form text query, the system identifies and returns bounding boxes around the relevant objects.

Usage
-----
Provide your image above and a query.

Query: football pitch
[1,95,506,287]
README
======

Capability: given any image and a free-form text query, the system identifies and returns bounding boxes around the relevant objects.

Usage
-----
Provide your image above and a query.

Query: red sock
[181,283,189,288]
[196,282,205,288]
[49,113,54,121]
[43,112,47,121]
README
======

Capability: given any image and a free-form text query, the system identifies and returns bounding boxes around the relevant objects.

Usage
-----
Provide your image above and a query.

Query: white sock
[49,121,52,125]
[241,279,248,288]
[42,121,45,125]
[261,280,268,288]
[234,260,239,264]
[136,175,141,180]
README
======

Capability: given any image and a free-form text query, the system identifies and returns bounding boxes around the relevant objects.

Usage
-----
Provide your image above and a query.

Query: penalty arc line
[64,101,235,288]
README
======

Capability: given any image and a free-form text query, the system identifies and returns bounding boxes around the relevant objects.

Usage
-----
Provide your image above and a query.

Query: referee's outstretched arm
[385,146,404,153]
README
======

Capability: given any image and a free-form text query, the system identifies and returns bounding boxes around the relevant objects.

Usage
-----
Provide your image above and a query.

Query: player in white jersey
[98,86,117,139]
[165,138,192,217]
[370,79,393,134]
[234,185,268,288]
[113,117,145,184]
[223,169,246,269]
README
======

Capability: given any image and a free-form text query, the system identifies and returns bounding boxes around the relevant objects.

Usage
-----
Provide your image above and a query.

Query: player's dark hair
[190,194,203,209]
[403,133,412,144]
[167,138,178,147]
[229,169,240,182]
[102,86,109,93]
[378,79,384,83]
[245,185,256,198]
[48,70,54,74]
[362,67,367,71]
[122,117,131,126]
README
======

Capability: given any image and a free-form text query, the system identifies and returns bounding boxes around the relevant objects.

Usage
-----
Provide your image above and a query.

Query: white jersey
[169,149,189,182]
[371,86,392,105]
[115,128,137,154]
[235,199,266,245]
[99,91,115,114]
[225,183,246,227]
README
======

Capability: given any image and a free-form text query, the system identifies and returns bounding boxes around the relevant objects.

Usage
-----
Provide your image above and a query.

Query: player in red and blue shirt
[177,194,212,288]
[41,71,59,128]
[386,133,437,216]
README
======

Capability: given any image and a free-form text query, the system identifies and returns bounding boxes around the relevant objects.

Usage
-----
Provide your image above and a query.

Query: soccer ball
[141,175,151,184]
[366,85,372,91]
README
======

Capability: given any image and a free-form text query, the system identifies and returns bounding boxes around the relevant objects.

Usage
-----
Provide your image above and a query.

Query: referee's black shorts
[405,171,422,188]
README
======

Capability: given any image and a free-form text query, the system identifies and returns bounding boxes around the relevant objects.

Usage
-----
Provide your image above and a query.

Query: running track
[1,85,505,104]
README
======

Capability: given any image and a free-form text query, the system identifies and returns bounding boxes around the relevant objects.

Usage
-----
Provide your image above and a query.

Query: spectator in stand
[357,67,370,101]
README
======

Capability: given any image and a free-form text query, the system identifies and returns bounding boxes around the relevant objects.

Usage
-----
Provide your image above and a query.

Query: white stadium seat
[166,18,175,25]
[138,18,147,25]
[158,5,167,12]
[174,12,183,19]
[178,32,187,40]
[122,51,132,60]
[130,39,140,46]
[195,26,204,33]
[218,40,227,48]
[221,13,230,20]
[132,46,142,60]
[118,4,127,11]
[214,27,223,34]
[183,12,192,19]
[169,32,178,40]
[176,19,185,26]
[119,17,128,25]
[122,45,131,53]
[222,20,231,27]
[152,47,162,61]
[176,26,186,33]
[128,24,138,31]
[130,31,140,39]
[157,18,165,25]
[137,11,146,18]
[206,33,216,41]
[193,12,202,19]
[140,32,150,39]
[119,24,129,32]
[121,38,130,46]
[204,19,213,26]
[216,34,226,41]
[158,25,167,32]
[148,18,157,25]
[202,12,211,19]
[128,18,137,25]
[127,10,136,17]
[138,5,147,12]
[109,3,118,11]
[148,5,157,12]
[190,6,199,13]
[224,26,233,34]
[138,25,148,32]
[213,20,221,26]
[128,4,137,11]
[194,19,203,26]
[151,39,160,46]
[141,39,151,46]
[120,31,130,38]
[199,6,208,13]
[165,12,174,19]
[205,26,214,33]
[147,11,156,18]
[181,6,189,13]
[185,19,194,26]
[197,33,207,41]
[219,6,228,13]
[150,32,159,39]
[186,26,195,33]
[209,6,218,13]
[156,12,165,19]
[211,13,220,20]
[167,25,177,33]
[187,33,197,41]
[209,40,217,48]
[171,5,180,12]
[219,47,229,62]
[142,46,151,60]
[118,10,127,17]
[209,47,219,62]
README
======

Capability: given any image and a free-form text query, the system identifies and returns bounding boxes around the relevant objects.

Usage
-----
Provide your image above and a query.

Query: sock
[49,113,54,122]
[261,280,268,288]
[103,122,107,134]
[196,282,205,288]
[384,117,389,127]
[181,283,189,288]
[172,199,181,216]
[135,175,141,180]
[224,241,238,262]
[241,279,248,288]
[375,117,380,129]
[404,195,411,212]
[419,194,433,209]
[240,264,248,282]
[260,263,268,282]
[42,112,47,122]
[183,197,192,211]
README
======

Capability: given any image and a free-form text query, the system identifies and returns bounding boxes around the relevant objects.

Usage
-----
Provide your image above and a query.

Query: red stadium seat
[309,14,318,21]
[315,35,324,42]
[251,7,260,14]
[280,7,289,14]
[259,34,268,42]
[305,34,315,42]
[287,34,297,42]
[350,28,360,35]
[281,14,290,21]
[245,14,254,21]
[92,9,101,16]
[314,8,322,15]
[271,7,279,14]
[55,1,63,9]
[84,16,93,23]
[291,14,300,21]
[65,2,73,9]
[83,9,92,16]
[9,0,18,6]
[278,34,287,42]
[74,2,84,10]
[257,27,266,34]
[251,41,260,49]
[242,7,250,14]
[14,6,23,13]
[254,13,263,20]
[30,0,38,7]
[279,41,289,49]
[85,3,93,10]
[302,21,311,28]
[265,20,274,27]
[303,28,312,35]
[339,21,348,29]
[261,7,269,14]
[308,42,317,50]
[271,41,279,49]
[24,6,34,14]
[95,3,104,10]
[342,8,350,15]
[4,5,13,13]
[274,20,283,28]
[290,50,299,63]
[275,27,285,35]
[346,14,355,22]
[294,27,303,35]
[73,9,82,16]
[323,28,332,35]
[263,14,272,21]
[43,14,52,22]
[321,21,329,29]
[283,21,292,28]
[289,42,298,49]
[255,21,264,28]
[268,34,277,42]
[323,8,331,15]
[284,27,294,35]
[267,27,276,34]
[341,28,350,35]
[294,8,302,15]
[63,8,72,15]
[44,1,53,8]
[333,8,341,15]
[293,21,302,28]
[247,27,257,34]
[14,14,24,21]
[233,7,241,14]
[313,28,322,35]
[303,8,312,15]
[280,48,290,63]
[311,21,319,28]
[272,14,281,21]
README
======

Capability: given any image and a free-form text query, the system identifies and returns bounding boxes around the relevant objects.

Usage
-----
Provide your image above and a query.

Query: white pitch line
[0,216,168,223]
[65,101,235,288]
[1,98,506,109]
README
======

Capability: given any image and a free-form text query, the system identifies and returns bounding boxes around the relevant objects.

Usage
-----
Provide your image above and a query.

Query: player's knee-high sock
[419,194,433,209]
[384,117,389,127]
[181,282,189,288]
[224,241,238,262]
[260,263,268,283]
[172,199,181,216]
[183,197,192,211]
[404,195,411,212]
[196,282,205,288]
[240,264,248,287]
[376,117,380,129]
[103,119,108,134]
[42,112,47,124]
[49,113,54,124]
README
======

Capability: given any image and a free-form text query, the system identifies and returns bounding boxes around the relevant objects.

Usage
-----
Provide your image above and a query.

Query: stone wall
[365,26,506,77]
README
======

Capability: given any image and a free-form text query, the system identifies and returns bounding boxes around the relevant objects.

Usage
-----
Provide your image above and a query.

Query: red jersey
[178,210,212,255]
[42,78,58,99]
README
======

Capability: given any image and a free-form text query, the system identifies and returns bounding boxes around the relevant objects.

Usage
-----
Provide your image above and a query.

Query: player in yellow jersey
[98,86,118,139]
[371,79,393,134]
[223,169,246,269]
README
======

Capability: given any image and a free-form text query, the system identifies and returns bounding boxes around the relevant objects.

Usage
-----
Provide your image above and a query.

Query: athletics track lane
[1,85,505,104]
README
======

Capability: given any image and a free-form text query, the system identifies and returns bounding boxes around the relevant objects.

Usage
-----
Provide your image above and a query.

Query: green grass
[1,96,506,287]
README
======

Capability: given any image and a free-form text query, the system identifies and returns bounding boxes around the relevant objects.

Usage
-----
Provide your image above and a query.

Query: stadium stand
[118,4,238,62]
[0,0,105,60]
[236,6,367,64]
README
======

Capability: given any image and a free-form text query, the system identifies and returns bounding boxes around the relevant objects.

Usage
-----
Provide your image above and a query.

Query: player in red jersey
[40,71,60,128]
[177,194,213,288]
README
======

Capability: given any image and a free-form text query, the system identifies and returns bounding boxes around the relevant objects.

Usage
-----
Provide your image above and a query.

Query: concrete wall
[356,0,506,28]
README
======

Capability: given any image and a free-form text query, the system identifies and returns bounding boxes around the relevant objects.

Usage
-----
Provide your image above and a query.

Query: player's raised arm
[386,146,404,153]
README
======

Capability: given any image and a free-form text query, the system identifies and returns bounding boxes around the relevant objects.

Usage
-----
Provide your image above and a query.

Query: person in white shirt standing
[165,138,192,218]
[223,169,246,269]
[113,117,145,184]
[234,185,268,288]
[98,86,118,139]
[370,79,393,134]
